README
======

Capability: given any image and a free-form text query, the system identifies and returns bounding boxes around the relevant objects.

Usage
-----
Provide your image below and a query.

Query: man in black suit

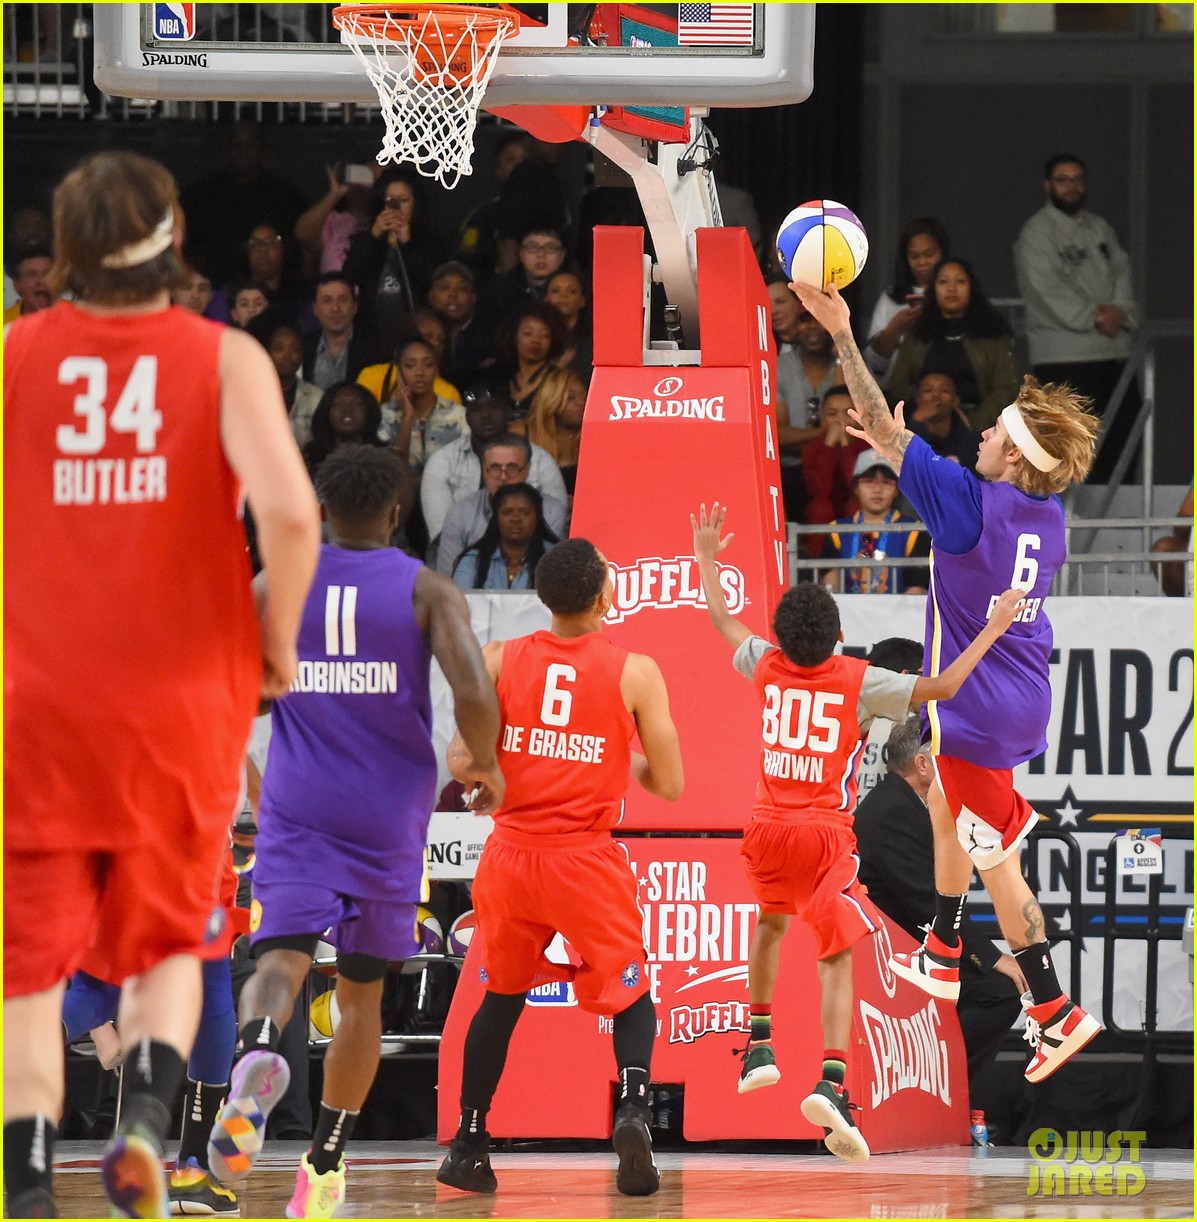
[855,716,1027,1096]
[302,273,378,391]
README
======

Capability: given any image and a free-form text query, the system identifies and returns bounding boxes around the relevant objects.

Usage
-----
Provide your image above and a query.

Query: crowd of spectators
[4,131,1175,594]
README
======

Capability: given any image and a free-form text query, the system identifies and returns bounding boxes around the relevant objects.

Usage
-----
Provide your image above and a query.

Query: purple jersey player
[208,446,503,1217]
[793,279,1103,1087]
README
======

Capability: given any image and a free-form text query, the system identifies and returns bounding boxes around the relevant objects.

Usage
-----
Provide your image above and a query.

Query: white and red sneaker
[1022,995,1101,1083]
[889,930,961,1001]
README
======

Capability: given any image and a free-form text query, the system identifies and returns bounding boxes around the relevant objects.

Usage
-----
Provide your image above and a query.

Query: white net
[335,6,519,190]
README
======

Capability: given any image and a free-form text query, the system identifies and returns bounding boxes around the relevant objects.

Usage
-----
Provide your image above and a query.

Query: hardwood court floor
[52,1141,1192,1219]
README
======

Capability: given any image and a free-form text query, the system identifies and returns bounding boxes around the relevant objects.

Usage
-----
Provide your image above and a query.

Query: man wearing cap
[427,261,493,390]
[793,279,1103,1087]
[823,450,927,595]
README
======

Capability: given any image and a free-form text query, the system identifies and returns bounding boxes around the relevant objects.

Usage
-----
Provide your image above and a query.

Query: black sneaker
[436,1136,497,1194]
[800,1080,870,1163]
[6,1187,58,1217]
[611,1101,659,1197]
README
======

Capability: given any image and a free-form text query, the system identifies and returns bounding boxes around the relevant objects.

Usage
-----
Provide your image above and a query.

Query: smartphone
[905,289,926,307]
[341,163,374,187]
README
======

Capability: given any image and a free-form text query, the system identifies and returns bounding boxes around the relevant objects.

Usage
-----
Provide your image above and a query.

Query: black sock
[458,991,526,1139]
[4,1116,56,1202]
[176,1080,227,1168]
[456,1107,488,1144]
[121,1039,185,1145]
[308,1104,357,1175]
[931,892,967,949]
[616,1066,651,1109]
[612,992,656,1105]
[1015,942,1063,1006]
[235,1016,281,1059]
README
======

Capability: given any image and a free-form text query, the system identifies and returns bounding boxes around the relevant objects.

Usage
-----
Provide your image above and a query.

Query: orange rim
[331,3,522,42]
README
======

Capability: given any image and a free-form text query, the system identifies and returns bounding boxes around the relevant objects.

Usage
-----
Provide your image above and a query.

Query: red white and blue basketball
[448,910,477,957]
[775,199,869,291]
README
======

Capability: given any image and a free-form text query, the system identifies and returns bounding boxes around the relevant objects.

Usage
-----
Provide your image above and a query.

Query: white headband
[1001,403,1060,473]
[100,208,175,269]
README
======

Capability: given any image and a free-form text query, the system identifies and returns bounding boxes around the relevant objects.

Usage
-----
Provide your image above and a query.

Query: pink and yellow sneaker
[285,1153,346,1219]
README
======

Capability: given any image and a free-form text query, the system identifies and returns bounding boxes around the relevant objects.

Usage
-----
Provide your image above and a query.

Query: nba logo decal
[621,962,640,988]
[154,3,196,40]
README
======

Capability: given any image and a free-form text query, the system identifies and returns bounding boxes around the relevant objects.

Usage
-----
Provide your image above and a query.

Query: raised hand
[691,502,734,563]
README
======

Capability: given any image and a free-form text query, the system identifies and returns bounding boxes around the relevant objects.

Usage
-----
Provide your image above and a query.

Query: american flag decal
[678,3,756,47]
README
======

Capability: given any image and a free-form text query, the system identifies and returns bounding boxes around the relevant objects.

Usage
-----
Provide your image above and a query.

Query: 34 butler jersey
[3,302,260,851]
[494,631,635,834]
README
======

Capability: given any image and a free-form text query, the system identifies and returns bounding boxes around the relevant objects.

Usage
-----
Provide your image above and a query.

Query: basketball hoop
[332,4,522,189]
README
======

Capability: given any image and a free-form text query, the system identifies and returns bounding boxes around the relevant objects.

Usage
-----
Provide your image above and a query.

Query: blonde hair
[1005,375,1099,496]
[524,367,585,462]
[50,151,185,304]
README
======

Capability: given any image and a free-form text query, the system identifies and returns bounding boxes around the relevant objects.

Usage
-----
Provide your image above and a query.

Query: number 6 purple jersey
[898,436,1066,769]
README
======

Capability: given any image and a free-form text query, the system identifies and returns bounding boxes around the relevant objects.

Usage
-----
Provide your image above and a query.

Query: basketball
[447,910,477,957]
[308,987,340,1040]
[400,905,444,974]
[775,200,869,291]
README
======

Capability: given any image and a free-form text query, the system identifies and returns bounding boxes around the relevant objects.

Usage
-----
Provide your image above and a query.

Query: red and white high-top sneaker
[1022,995,1102,1083]
[889,930,961,1001]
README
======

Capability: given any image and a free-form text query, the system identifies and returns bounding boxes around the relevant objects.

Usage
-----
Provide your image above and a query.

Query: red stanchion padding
[437,838,969,1147]
[486,104,591,144]
[590,225,647,367]
[571,225,787,831]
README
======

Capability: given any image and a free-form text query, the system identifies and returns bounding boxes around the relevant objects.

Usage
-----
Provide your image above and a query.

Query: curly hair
[535,537,609,616]
[1003,375,1099,496]
[302,382,384,475]
[455,483,559,590]
[773,584,841,667]
[913,258,1012,343]
[316,444,414,524]
[494,300,568,370]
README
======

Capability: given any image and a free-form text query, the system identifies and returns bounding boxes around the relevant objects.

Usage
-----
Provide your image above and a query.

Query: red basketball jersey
[4,303,261,851]
[494,630,635,835]
[751,651,870,827]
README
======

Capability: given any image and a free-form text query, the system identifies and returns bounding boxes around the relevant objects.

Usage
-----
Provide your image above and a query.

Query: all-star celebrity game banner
[438,837,968,1148]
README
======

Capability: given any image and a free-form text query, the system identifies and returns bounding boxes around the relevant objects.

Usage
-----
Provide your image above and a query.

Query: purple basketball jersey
[256,546,436,900]
[901,439,1065,769]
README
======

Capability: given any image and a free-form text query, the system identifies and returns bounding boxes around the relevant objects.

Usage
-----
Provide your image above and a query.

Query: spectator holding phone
[293,162,378,277]
[343,167,448,337]
[864,218,951,387]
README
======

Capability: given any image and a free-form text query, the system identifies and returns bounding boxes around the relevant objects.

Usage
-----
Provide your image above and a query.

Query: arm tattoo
[833,326,914,458]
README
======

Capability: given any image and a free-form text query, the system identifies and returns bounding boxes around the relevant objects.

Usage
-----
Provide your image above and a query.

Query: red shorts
[740,816,881,960]
[471,829,649,1016]
[934,755,1039,870]
[4,825,229,999]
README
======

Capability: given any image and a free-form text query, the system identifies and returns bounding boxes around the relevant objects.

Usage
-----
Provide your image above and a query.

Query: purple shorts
[249,880,420,962]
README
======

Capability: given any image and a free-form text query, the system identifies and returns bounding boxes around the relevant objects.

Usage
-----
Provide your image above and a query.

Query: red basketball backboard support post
[571,223,787,832]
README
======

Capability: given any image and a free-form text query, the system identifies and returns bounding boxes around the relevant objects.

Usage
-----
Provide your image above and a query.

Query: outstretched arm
[790,281,916,475]
[911,589,1025,704]
[691,503,753,651]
